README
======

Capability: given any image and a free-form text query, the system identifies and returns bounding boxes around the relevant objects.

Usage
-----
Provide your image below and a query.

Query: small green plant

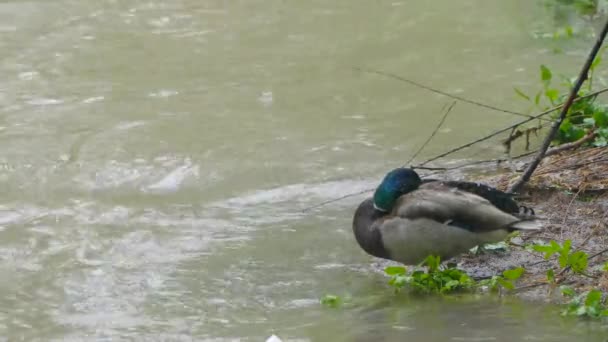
[478,267,526,291]
[541,0,603,42]
[545,0,601,20]
[320,294,341,308]
[533,240,589,274]
[560,287,608,318]
[514,61,608,148]
[386,256,474,294]
[546,268,556,283]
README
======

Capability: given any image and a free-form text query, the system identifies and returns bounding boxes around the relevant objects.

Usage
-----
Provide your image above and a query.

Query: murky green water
[1,0,607,341]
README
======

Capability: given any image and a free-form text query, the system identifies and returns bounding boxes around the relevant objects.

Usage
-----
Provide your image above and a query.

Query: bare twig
[562,187,585,227]
[354,67,537,119]
[588,248,608,260]
[406,101,456,166]
[300,87,608,212]
[412,166,448,171]
[417,87,608,167]
[513,282,548,292]
[301,188,373,212]
[544,131,597,157]
[508,19,608,193]
[534,156,608,176]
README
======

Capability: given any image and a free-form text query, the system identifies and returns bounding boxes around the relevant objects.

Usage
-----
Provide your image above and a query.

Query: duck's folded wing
[420,180,520,214]
[392,187,538,233]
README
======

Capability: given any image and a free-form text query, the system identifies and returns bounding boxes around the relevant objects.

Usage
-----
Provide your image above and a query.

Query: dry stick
[544,131,597,157]
[416,87,608,168]
[405,101,456,167]
[508,19,608,194]
[353,67,538,119]
[588,248,608,260]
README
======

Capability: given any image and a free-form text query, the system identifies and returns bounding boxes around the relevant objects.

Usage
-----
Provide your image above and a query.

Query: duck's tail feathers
[508,219,543,231]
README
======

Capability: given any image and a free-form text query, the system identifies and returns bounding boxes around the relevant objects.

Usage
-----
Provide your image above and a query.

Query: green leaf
[545,88,560,103]
[534,91,542,105]
[585,290,602,308]
[583,117,596,127]
[558,253,569,268]
[603,262,608,272]
[593,110,608,127]
[541,65,552,84]
[497,278,515,290]
[389,274,408,288]
[443,280,460,290]
[514,87,531,101]
[320,294,341,308]
[560,119,573,133]
[569,251,588,273]
[503,267,525,280]
[593,136,607,147]
[424,255,441,273]
[533,244,559,259]
[601,309,608,316]
[565,25,574,38]
[546,269,555,283]
[562,240,572,253]
[560,286,576,297]
[576,305,587,316]
[385,266,407,276]
[484,241,509,251]
[591,54,602,72]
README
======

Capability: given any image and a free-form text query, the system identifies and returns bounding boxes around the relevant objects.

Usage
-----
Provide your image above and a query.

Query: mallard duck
[352,168,541,265]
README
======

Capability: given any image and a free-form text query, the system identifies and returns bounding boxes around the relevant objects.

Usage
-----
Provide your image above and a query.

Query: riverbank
[457,146,608,303]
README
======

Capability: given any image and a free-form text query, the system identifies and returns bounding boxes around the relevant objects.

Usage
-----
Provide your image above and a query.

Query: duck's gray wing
[392,186,539,233]
[420,180,521,214]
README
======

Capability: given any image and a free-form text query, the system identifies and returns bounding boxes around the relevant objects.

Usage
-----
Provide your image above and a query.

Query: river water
[1,0,607,341]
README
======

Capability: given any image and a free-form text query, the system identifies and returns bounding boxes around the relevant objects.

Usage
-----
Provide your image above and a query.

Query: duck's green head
[373,168,421,212]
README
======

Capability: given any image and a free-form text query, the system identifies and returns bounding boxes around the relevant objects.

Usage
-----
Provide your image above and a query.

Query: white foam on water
[215,178,374,208]
[26,98,64,106]
[266,335,283,342]
[144,159,199,193]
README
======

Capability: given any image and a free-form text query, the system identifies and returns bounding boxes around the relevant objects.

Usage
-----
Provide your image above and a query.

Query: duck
[352,167,541,265]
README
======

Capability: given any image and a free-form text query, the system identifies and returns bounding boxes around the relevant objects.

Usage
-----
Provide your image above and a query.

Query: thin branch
[354,67,539,119]
[405,101,456,166]
[417,86,608,167]
[534,155,608,176]
[508,19,608,193]
[412,166,448,171]
[299,86,608,212]
[588,248,608,260]
[544,130,597,157]
[513,282,548,293]
[301,188,373,212]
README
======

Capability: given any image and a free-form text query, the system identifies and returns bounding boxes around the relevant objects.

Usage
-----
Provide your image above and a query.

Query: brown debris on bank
[455,146,608,303]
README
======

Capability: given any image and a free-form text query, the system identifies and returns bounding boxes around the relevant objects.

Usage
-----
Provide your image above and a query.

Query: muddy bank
[457,146,608,302]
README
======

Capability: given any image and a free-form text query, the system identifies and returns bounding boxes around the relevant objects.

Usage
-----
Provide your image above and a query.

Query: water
[1,0,607,341]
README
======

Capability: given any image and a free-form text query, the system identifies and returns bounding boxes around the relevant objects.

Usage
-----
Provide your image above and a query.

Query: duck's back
[420,179,520,214]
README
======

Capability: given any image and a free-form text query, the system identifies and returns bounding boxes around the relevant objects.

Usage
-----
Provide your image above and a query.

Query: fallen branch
[544,131,597,157]
[508,18,608,194]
